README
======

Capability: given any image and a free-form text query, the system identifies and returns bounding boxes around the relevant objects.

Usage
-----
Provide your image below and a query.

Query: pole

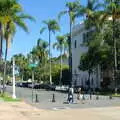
[49,30,52,84]
[12,57,16,99]
[32,70,34,102]
[69,18,72,86]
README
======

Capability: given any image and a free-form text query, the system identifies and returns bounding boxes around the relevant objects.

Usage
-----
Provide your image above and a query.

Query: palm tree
[58,1,80,85]
[53,35,67,85]
[0,0,34,93]
[101,0,120,91]
[76,0,104,30]
[37,39,48,82]
[31,39,48,66]
[40,19,60,84]
[37,38,48,64]
[13,54,27,81]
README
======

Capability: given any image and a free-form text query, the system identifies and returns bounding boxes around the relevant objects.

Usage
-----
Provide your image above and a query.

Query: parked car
[38,84,56,91]
[34,83,40,89]
[55,85,69,92]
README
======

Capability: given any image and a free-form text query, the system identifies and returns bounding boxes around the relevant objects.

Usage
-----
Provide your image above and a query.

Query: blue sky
[7,0,86,60]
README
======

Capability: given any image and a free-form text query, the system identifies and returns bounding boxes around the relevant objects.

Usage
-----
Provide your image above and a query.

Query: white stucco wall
[72,23,101,89]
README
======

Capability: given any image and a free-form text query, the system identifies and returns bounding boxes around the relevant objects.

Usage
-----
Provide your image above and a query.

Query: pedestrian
[67,86,74,103]
[77,87,81,100]
[70,86,74,103]
[67,87,70,103]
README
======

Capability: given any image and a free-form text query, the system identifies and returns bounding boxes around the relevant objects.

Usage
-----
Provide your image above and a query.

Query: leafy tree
[101,0,120,88]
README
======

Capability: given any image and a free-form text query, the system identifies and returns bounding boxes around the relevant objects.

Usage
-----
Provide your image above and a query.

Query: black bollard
[96,95,99,100]
[52,93,55,102]
[35,94,39,103]
[109,95,112,100]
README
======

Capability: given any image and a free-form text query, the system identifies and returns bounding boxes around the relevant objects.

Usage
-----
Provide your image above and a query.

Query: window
[83,33,87,43]
[74,40,77,48]
[83,30,95,44]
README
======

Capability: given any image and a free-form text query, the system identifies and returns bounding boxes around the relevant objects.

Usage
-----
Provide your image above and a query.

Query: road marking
[52,107,70,110]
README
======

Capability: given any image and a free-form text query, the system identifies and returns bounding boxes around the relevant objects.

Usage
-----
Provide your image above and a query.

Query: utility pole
[12,57,16,99]
[32,70,34,102]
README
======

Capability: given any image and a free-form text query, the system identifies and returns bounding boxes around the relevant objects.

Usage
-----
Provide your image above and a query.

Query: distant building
[72,22,102,89]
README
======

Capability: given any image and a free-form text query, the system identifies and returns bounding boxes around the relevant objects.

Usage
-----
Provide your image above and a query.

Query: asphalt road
[6,86,120,110]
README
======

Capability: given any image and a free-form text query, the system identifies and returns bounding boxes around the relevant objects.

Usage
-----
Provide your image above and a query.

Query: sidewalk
[0,102,120,120]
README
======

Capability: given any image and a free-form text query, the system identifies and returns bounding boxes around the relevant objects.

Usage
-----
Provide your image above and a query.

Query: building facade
[72,22,102,89]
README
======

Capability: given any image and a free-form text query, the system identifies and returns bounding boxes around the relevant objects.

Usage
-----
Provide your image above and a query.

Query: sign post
[29,64,37,103]
[12,57,16,99]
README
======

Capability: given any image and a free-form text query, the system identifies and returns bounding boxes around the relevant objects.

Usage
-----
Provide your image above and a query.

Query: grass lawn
[112,94,120,97]
[0,93,20,102]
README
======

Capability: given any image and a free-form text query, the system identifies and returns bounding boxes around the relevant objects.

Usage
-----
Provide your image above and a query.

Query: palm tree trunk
[113,18,117,93]
[59,49,62,86]
[88,70,91,90]
[0,23,3,59]
[3,41,8,94]
[49,30,52,84]
[69,16,72,86]
[0,35,3,59]
[22,70,24,81]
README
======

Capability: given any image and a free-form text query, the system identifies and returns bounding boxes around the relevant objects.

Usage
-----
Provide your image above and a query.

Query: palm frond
[58,11,67,21]
[14,16,29,32]
[19,14,35,22]
[40,27,46,34]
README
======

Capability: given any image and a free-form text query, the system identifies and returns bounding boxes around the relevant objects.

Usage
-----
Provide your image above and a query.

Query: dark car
[39,84,56,91]
[34,83,40,89]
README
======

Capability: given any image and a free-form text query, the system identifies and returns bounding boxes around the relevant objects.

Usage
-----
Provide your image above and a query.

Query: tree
[13,54,28,81]
[76,0,104,30]
[0,0,34,93]
[101,0,120,90]
[40,19,60,84]
[53,35,68,85]
[58,1,80,85]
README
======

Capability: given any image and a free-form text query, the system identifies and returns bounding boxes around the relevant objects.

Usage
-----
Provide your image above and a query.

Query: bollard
[109,95,112,100]
[52,93,55,102]
[82,93,85,100]
[96,95,99,100]
[90,93,92,100]
[35,94,39,103]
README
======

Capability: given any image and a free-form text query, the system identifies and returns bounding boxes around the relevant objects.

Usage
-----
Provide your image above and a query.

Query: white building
[72,22,102,89]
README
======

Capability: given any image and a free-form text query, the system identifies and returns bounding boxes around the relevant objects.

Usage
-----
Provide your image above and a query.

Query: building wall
[72,23,101,89]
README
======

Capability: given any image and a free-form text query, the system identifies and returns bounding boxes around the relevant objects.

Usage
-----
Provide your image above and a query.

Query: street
[6,86,120,110]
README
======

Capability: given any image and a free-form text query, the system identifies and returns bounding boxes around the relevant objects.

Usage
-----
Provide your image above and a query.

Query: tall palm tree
[40,19,60,84]
[58,1,80,85]
[101,0,120,91]
[53,35,67,85]
[0,0,34,93]
[76,0,104,30]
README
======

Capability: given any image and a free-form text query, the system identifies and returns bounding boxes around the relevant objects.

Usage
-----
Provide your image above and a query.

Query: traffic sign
[29,63,37,68]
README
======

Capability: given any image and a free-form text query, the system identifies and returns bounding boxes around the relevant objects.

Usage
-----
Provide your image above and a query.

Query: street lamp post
[12,57,16,99]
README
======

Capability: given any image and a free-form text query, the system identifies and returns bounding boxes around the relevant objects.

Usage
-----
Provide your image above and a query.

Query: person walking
[67,86,74,103]
[77,87,81,100]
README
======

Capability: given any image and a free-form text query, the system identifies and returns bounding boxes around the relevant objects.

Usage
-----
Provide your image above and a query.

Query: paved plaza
[0,102,120,120]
